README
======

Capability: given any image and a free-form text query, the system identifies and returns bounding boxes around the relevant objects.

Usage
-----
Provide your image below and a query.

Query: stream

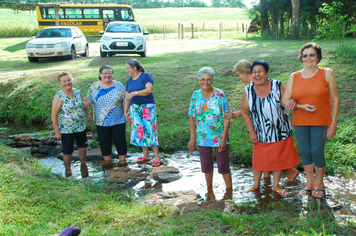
[1,123,355,226]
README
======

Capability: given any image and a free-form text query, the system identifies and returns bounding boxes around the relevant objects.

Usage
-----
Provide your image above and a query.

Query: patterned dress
[188,88,229,147]
[86,81,126,127]
[244,79,299,171]
[57,88,86,134]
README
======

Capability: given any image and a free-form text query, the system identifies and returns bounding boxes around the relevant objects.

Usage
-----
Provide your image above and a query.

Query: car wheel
[28,57,39,62]
[82,44,89,57]
[140,51,146,57]
[100,48,107,57]
[67,46,76,60]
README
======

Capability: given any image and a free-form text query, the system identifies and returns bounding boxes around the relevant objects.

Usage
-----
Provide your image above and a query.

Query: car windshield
[37,28,72,38]
[106,23,141,33]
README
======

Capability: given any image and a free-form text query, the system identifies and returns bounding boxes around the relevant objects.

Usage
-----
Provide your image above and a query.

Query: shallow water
[38,150,356,225]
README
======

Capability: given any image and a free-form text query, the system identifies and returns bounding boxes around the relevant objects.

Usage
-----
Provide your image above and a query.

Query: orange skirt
[252,136,299,171]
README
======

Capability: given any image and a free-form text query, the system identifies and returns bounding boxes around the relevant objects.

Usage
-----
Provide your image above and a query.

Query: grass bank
[1,145,356,235]
[0,37,355,175]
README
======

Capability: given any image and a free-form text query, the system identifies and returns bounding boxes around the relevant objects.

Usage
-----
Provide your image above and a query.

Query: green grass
[1,145,355,235]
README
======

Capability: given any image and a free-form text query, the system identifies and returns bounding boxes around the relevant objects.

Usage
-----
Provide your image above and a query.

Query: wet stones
[150,166,181,183]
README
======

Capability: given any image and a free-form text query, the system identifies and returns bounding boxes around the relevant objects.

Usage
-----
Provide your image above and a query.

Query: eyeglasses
[302,53,316,58]
[100,72,113,75]
[199,79,212,83]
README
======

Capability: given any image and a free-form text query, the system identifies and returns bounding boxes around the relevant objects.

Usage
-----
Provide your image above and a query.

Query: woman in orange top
[283,42,340,198]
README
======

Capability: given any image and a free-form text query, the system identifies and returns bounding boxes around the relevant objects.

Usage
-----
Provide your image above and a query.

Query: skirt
[252,135,299,171]
[129,103,159,147]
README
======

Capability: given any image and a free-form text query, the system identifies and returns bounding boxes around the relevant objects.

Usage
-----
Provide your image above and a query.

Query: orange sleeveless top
[292,68,331,126]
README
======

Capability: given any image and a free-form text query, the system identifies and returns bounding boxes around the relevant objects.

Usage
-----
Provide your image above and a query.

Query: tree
[290,0,300,38]
[260,0,270,35]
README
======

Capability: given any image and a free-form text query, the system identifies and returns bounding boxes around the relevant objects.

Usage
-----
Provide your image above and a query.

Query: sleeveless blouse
[244,79,292,143]
[291,68,331,126]
[57,88,86,134]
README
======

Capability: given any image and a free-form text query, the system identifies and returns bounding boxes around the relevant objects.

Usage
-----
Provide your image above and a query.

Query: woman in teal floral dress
[51,72,91,177]
[188,67,232,200]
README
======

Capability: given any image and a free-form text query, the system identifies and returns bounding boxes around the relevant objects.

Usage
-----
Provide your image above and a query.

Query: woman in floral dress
[188,67,232,200]
[124,59,162,167]
[51,72,91,177]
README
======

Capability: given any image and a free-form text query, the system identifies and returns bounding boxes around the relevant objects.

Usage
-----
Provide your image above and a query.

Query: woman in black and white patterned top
[241,60,299,197]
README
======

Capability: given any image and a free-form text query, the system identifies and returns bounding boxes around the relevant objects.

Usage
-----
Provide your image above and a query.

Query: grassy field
[0,7,251,37]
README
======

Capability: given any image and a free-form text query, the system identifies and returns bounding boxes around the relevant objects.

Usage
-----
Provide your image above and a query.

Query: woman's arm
[124,91,131,123]
[241,91,258,145]
[218,116,230,152]
[81,93,92,126]
[225,110,241,119]
[188,116,196,153]
[326,68,340,139]
[51,95,62,141]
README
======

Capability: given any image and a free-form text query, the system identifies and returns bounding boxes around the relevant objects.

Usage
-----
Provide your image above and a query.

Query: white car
[100,22,148,57]
[26,26,89,62]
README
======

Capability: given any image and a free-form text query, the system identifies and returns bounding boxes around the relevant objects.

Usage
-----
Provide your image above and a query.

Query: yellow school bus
[36,4,135,34]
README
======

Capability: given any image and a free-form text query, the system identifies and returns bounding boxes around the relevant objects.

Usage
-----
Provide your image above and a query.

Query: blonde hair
[233,59,252,74]
[57,72,73,82]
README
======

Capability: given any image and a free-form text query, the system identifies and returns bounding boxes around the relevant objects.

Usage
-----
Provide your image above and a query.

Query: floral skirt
[129,103,159,147]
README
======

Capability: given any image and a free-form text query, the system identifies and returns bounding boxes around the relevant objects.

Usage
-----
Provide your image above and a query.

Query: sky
[244,0,259,9]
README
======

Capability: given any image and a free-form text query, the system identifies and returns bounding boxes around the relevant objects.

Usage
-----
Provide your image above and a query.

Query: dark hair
[98,65,113,80]
[298,42,322,63]
[126,59,145,72]
[251,60,269,73]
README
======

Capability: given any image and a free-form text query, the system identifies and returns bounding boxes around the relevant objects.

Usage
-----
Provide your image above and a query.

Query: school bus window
[121,9,134,21]
[65,8,83,19]
[83,9,101,19]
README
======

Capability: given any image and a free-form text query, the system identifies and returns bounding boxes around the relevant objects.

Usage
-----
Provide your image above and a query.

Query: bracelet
[332,118,338,122]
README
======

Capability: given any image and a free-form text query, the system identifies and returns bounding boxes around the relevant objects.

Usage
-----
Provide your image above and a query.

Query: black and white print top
[244,79,293,143]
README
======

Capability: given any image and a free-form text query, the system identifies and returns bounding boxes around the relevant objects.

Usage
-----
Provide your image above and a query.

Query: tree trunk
[260,0,270,36]
[290,0,300,38]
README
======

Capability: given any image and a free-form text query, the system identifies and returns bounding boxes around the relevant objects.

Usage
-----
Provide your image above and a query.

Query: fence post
[237,23,239,32]
[178,23,180,39]
[219,23,222,39]
[203,21,205,32]
[191,23,194,39]
[181,24,184,39]
[242,23,244,33]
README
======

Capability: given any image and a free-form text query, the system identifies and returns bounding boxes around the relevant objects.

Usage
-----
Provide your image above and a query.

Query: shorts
[61,130,88,155]
[198,145,230,174]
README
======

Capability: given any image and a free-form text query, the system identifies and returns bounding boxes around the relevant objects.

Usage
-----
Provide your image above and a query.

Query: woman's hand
[125,111,131,123]
[218,140,227,153]
[249,131,258,145]
[299,104,317,112]
[55,131,61,141]
[125,91,136,102]
[87,116,92,126]
[225,110,233,119]
[285,98,297,110]
[327,121,337,139]
[188,139,196,153]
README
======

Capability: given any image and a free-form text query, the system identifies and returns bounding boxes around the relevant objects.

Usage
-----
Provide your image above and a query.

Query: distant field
[0,7,252,37]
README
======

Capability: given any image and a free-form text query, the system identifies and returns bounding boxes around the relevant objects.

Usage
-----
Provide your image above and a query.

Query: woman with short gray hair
[188,67,232,200]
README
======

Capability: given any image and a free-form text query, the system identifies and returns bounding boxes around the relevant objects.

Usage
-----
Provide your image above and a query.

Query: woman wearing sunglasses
[283,42,340,198]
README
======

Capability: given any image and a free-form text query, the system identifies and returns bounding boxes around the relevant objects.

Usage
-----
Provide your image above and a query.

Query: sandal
[276,189,289,197]
[151,160,162,167]
[311,189,325,198]
[298,189,313,196]
[137,157,151,163]
[244,188,258,193]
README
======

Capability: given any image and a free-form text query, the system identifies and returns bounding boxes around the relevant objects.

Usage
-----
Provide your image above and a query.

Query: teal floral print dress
[57,88,86,134]
[188,88,230,147]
